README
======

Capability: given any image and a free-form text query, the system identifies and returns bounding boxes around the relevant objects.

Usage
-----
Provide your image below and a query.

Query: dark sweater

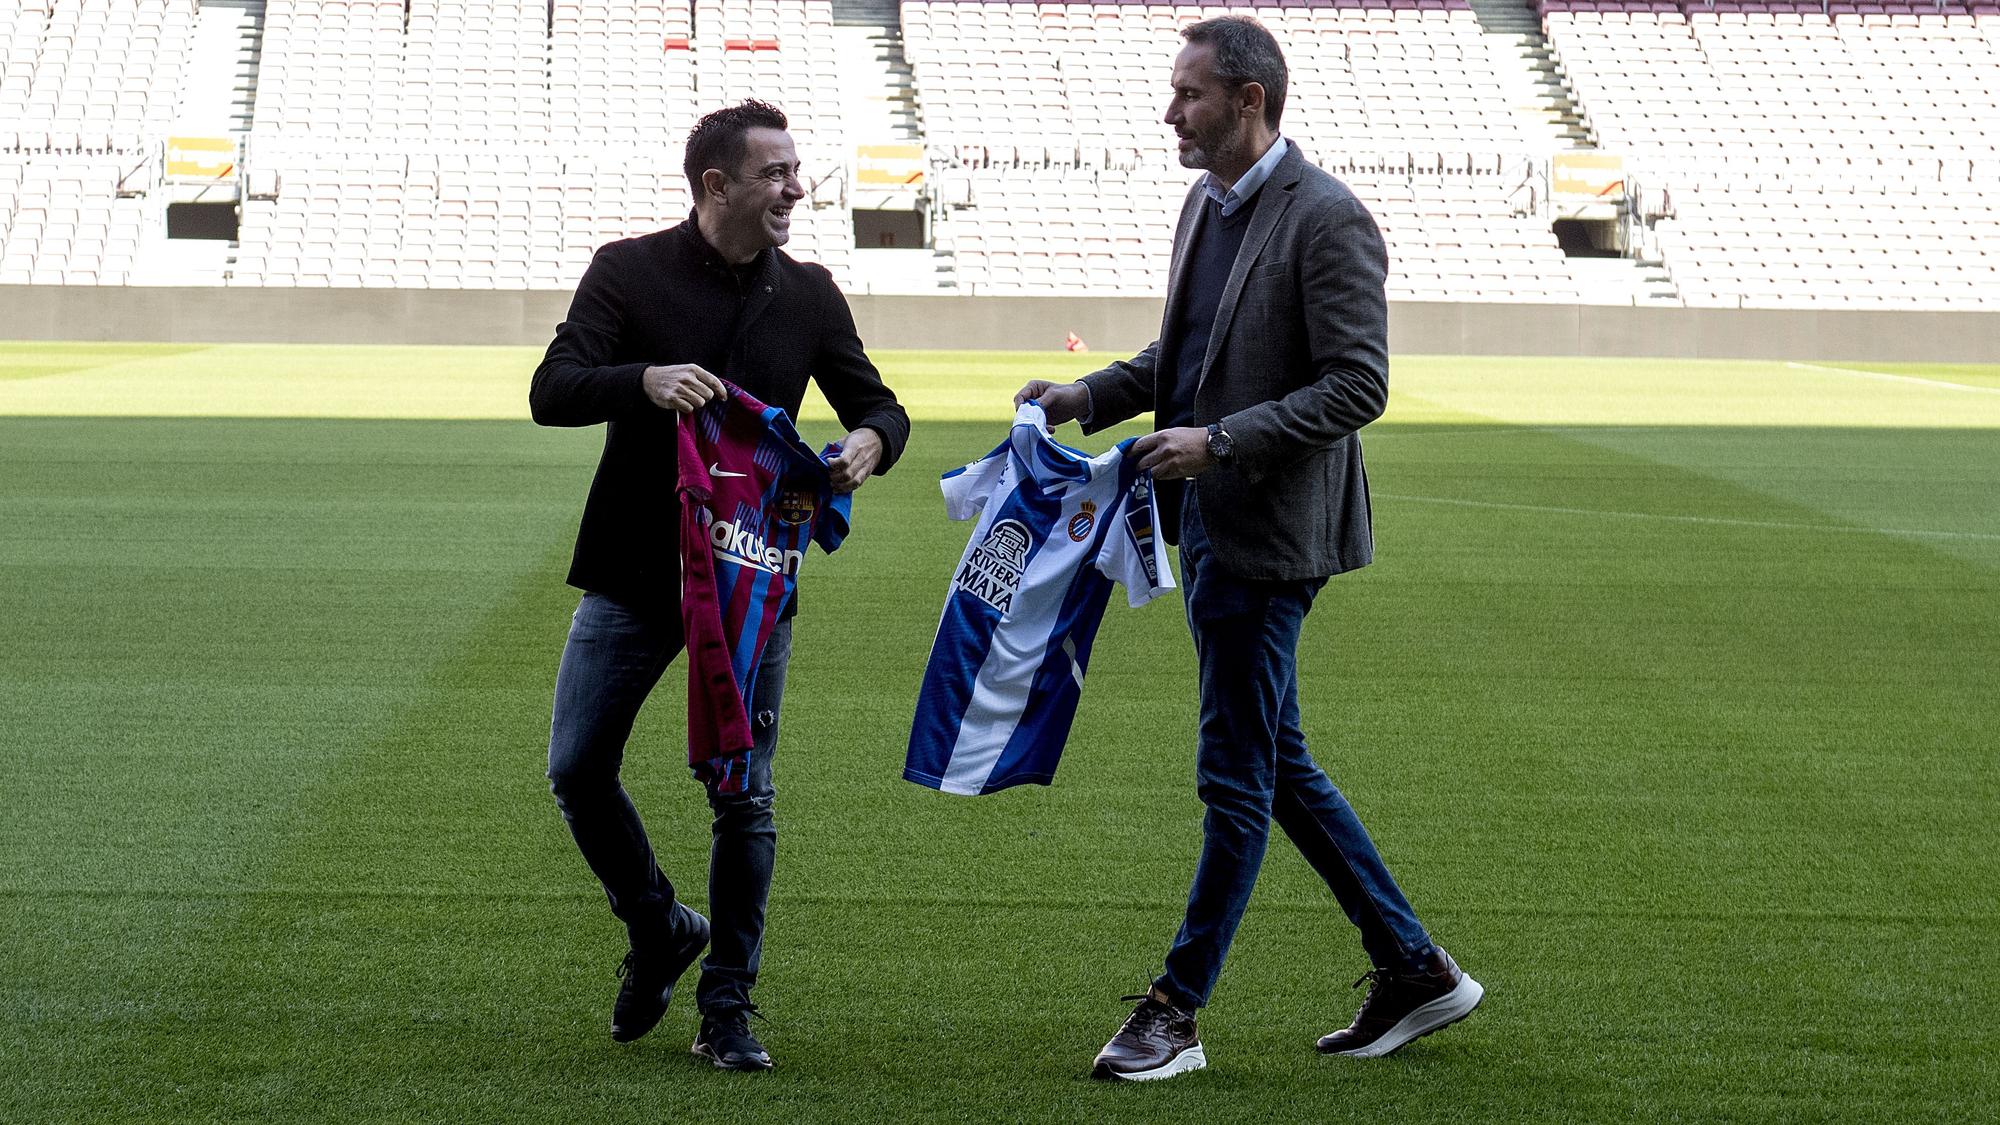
[1158,196,1254,431]
[530,216,910,616]
[1152,196,1254,533]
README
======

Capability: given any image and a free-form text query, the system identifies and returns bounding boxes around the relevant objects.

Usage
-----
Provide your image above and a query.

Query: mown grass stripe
[1379,491,2000,541]
[1,359,1994,1122]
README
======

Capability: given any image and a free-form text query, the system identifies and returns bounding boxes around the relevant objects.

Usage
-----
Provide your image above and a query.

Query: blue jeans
[546,591,790,1014]
[1155,497,1433,1009]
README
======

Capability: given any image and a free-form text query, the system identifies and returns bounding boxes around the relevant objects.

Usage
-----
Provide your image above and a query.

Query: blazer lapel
[1160,181,1207,338]
[1198,144,1302,390]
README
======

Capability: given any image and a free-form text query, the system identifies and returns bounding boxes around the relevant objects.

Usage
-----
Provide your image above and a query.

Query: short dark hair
[684,100,789,197]
[1181,16,1288,130]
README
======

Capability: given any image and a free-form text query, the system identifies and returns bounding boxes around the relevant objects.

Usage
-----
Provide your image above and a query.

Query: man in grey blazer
[1016,16,1482,1081]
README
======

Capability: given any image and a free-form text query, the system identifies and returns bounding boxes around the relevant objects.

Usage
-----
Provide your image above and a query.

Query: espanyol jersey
[678,383,850,792]
[905,401,1174,796]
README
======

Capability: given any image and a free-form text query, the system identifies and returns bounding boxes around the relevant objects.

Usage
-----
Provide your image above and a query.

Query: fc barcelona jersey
[677,384,849,791]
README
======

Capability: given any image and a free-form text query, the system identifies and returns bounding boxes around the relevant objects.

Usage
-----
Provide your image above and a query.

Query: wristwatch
[1205,423,1235,465]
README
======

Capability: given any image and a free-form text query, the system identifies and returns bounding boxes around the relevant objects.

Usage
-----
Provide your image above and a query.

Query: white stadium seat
[0,1,1993,303]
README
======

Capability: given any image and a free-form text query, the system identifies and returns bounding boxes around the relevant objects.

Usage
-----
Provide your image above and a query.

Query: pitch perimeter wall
[3,287,1997,363]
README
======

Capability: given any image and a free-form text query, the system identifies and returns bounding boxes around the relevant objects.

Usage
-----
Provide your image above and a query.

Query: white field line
[1377,492,2000,543]
[1784,361,2000,395]
[1379,425,1671,438]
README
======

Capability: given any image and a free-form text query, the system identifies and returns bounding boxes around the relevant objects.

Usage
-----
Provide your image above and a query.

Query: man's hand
[827,427,884,493]
[1132,427,1216,481]
[1013,380,1091,427]
[642,363,727,413]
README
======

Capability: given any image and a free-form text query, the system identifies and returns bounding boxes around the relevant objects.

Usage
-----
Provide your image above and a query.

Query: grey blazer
[1080,141,1389,582]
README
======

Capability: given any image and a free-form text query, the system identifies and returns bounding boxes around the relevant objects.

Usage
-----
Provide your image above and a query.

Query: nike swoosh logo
[710,463,749,478]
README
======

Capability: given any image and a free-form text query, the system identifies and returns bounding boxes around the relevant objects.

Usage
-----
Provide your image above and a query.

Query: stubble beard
[1177,129,1243,172]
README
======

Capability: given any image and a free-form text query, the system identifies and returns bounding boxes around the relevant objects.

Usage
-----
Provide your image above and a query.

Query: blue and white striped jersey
[904,402,1175,796]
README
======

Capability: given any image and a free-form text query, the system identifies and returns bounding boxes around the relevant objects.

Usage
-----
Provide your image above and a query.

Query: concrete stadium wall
[3,285,1999,362]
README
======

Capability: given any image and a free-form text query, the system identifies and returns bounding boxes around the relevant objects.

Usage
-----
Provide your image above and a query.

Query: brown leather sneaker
[1090,991,1208,1081]
[1315,947,1484,1058]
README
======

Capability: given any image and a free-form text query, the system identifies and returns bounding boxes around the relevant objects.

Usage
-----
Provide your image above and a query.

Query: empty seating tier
[0,0,1993,307]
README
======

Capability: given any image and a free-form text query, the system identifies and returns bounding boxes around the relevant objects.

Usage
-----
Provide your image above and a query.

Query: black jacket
[531,217,910,614]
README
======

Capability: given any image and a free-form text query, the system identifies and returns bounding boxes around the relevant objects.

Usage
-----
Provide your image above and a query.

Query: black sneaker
[609,904,710,1044]
[692,1007,774,1071]
[1090,991,1207,1082]
[1315,947,1483,1058]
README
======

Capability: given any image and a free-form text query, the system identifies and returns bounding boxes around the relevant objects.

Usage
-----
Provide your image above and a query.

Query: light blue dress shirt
[1203,135,1289,218]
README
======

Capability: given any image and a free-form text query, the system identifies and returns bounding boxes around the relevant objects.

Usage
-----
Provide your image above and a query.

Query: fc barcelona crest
[776,487,818,525]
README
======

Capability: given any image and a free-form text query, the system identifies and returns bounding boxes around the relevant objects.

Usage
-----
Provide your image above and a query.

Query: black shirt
[530,216,910,616]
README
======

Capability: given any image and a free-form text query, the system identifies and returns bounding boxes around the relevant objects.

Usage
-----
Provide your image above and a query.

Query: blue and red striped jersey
[677,383,849,791]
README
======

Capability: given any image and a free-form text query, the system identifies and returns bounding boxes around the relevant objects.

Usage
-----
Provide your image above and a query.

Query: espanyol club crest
[776,486,818,526]
[1067,499,1097,542]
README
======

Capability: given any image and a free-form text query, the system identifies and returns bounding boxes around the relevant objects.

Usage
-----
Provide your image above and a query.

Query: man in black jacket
[530,101,908,1071]
[1017,19,1480,1081]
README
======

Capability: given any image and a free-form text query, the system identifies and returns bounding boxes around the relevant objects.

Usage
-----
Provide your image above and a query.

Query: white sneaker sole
[1333,975,1485,1059]
[1100,1043,1208,1082]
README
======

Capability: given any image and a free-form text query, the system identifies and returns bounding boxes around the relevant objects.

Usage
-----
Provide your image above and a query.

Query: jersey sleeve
[1096,467,1177,608]
[811,441,853,553]
[939,442,1011,521]
[815,488,853,553]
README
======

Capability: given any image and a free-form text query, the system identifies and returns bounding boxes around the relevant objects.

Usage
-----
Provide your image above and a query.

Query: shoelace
[615,950,636,980]
[1351,968,1394,991]
[1117,993,1174,1036]
[706,1004,772,1033]
[1349,968,1396,1018]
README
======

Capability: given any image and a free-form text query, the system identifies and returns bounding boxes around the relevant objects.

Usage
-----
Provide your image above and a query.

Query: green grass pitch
[2,342,1996,1123]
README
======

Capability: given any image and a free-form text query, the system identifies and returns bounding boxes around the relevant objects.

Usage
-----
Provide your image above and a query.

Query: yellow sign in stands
[1551,152,1625,202]
[166,136,238,182]
[855,144,925,186]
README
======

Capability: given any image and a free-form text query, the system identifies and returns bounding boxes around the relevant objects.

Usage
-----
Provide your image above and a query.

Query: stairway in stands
[833,6,921,148]
[833,0,902,28]
[1466,0,1593,151]
[181,0,264,135]
[1468,0,1679,304]
[131,0,265,284]
[832,0,956,293]
[1563,256,1682,308]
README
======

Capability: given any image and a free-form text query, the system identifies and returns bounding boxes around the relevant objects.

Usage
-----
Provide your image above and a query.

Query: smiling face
[1163,42,1255,174]
[706,126,806,254]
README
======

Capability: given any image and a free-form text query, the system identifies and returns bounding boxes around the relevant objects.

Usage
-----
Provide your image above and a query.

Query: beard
[1177,128,1244,171]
